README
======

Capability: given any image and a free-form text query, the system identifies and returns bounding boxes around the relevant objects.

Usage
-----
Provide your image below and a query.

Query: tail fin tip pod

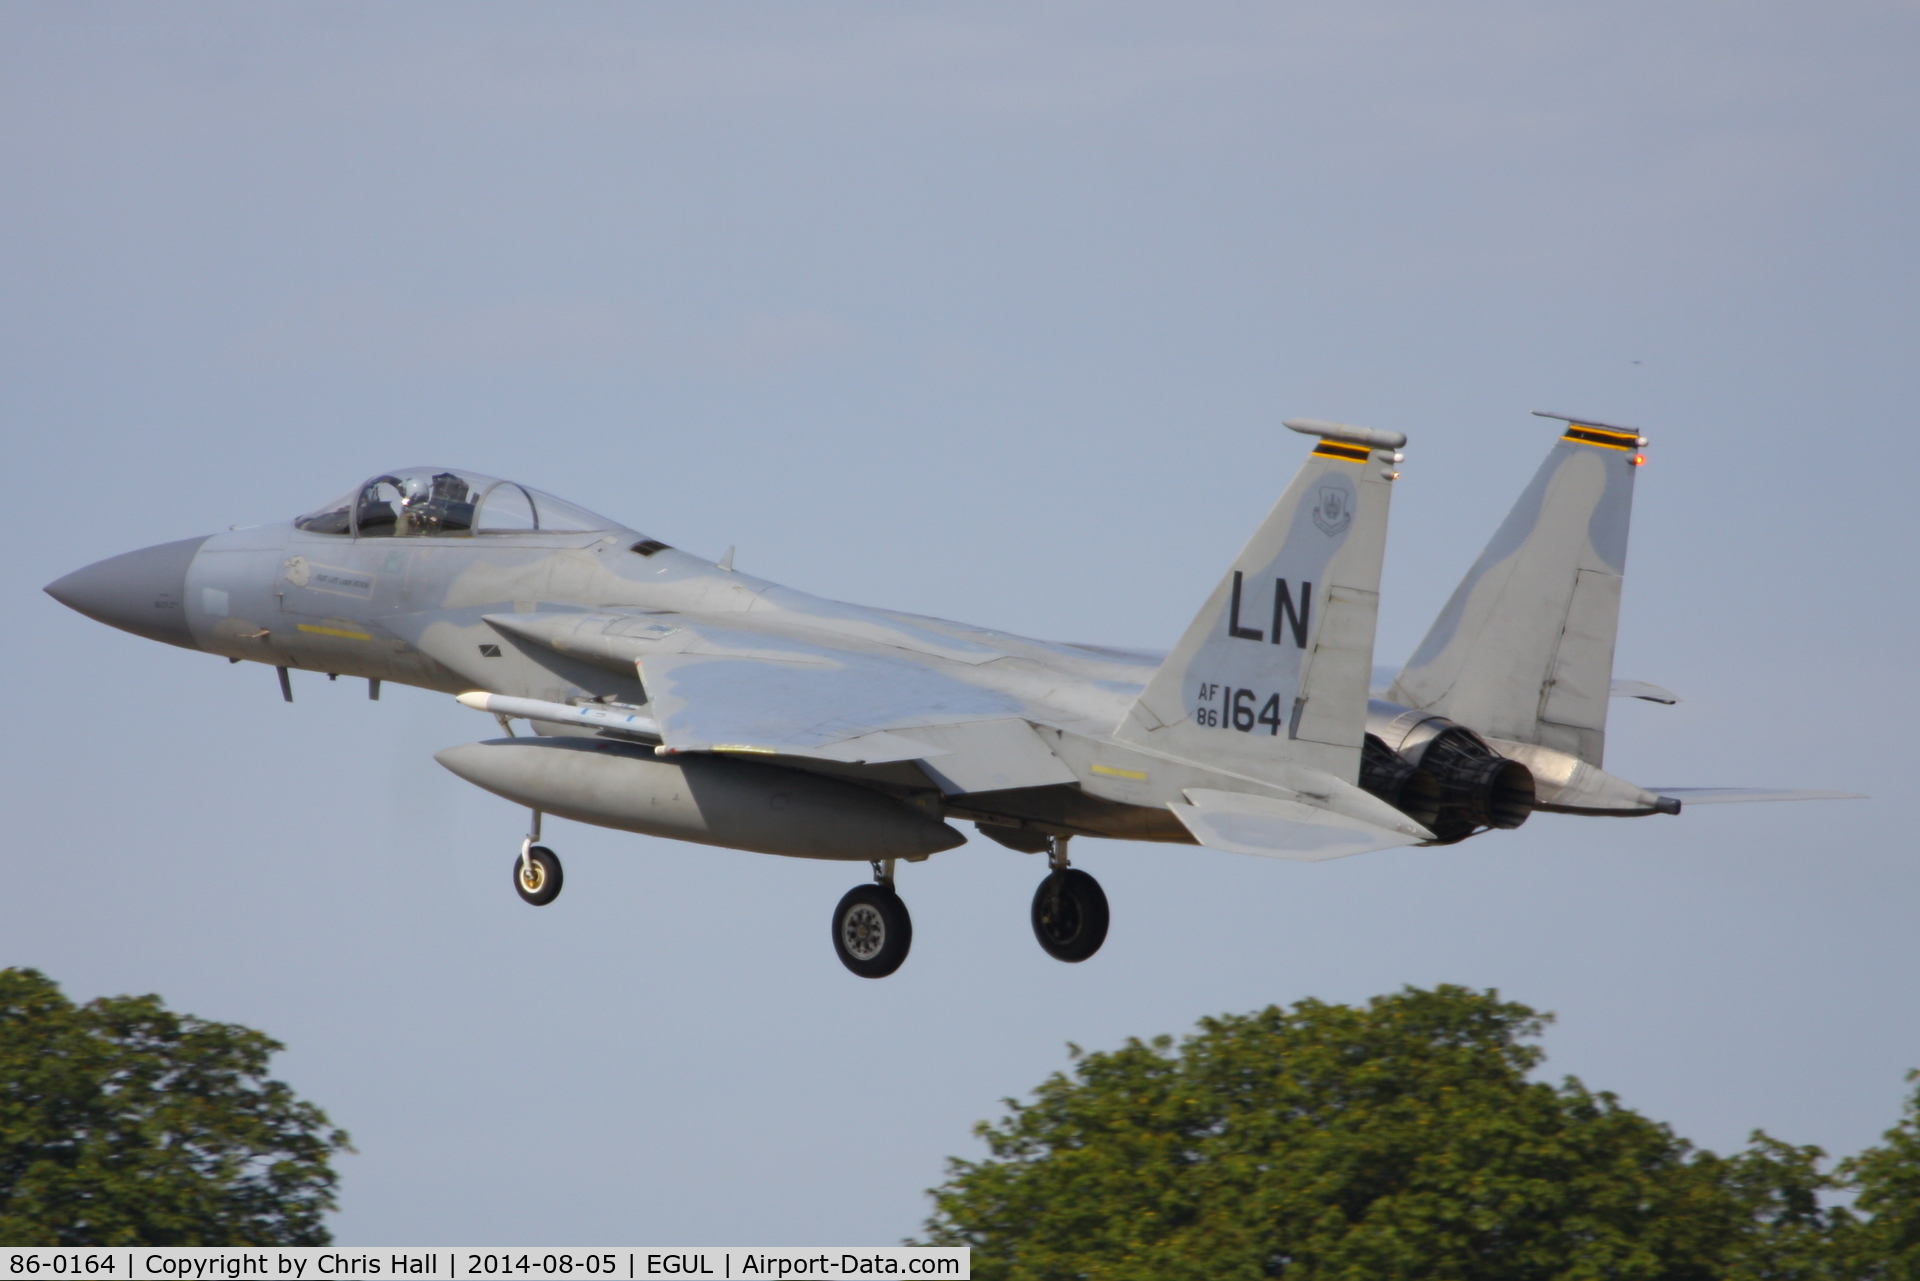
[1117,419,1406,797]
[1530,409,1647,450]
[1388,411,1648,767]
[1283,418,1408,451]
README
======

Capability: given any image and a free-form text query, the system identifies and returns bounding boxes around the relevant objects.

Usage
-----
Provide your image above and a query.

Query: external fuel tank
[434,737,965,861]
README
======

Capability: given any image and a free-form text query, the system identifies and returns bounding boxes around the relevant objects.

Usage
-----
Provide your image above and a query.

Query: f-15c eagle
[45,414,1855,977]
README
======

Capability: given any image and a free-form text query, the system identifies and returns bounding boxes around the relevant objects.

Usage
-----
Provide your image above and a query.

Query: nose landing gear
[511,810,563,906]
[1031,837,1108,962]
[832,860,912,978]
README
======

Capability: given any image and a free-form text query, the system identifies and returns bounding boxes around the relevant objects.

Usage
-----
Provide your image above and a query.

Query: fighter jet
[44,416,1854,977]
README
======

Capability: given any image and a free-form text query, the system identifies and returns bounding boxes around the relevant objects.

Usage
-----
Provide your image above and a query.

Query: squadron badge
[1312,485,1352,536]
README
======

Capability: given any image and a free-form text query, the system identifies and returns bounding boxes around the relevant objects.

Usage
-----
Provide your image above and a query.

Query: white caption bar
[0,1250,966,1280]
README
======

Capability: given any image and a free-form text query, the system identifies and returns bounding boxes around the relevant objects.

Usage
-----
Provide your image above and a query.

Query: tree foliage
[923,986,1916,1281]
[1844,1071,1920,1280]
[0,968,350,1245]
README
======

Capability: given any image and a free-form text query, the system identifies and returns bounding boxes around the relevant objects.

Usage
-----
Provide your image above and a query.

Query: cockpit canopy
[293,468,627,538]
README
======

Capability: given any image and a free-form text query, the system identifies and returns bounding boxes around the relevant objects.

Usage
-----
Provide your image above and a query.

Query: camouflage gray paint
[46,452,1428,869]
[45,426,1856,912]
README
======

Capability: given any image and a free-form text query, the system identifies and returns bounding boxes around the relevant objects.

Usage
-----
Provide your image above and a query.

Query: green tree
[1843,1072,1920,1280]
[0,968,350,1245]
[922,986,1854,1281]
[1718,1134,1858,1281]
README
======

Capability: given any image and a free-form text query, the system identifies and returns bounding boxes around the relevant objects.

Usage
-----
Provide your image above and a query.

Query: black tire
[1031,868,1109,962]
[832,884,913,978]
[512,846,563,906]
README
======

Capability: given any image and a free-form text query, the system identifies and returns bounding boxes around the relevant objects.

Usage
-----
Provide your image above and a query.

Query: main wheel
[1031,868,1108,962]
[832,884,913,978]
[512,846,563,906]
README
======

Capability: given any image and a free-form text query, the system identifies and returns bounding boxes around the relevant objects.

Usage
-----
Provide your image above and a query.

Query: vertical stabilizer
[1388,413,1644,766]
[1116,420,1403,786]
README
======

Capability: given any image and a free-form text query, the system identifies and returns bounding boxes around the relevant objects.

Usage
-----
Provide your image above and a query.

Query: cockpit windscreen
[293,469,625,537]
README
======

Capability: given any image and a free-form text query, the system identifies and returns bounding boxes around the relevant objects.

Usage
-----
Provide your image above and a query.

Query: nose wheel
[1031,838,1107,962]
[832,861,912,978]
[511,811,563,906]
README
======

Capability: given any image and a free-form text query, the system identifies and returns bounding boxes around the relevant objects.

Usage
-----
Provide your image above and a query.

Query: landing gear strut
[1031,836,1107,962]
[512,809,563,906]
[832,859,912,978]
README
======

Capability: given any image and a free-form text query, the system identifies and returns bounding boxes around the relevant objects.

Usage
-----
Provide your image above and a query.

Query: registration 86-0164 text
[9,1258,117,1276]
[1193,683,1285,734]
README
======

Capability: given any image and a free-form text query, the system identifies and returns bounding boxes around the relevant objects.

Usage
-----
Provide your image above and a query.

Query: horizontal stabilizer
[1651,787,1867,806]
[1611,679,1678,704]
[1168,788,1431,862]
[1374,669,1680,705]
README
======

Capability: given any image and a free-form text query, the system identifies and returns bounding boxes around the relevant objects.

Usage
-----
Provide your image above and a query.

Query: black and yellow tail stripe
[1562,424,1640,451]
[1311,439,1373,463]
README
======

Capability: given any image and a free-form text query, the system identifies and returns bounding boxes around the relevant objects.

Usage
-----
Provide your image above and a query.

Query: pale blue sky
[4,1,1916,1244]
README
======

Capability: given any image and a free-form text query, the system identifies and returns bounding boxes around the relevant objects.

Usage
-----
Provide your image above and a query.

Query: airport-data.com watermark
[1,1250,967,1280]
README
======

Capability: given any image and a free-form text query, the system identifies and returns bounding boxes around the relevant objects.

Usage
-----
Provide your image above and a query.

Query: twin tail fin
[1388,412,1645,767]
[1117,419,1405,790]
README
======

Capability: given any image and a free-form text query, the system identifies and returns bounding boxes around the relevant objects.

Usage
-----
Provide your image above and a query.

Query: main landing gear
[1031,836,1108,963]
[832,860,912,979]
[497,808,1105,970]
[512,810,563,906]
[827,838,1108,977]
[829,860,910,983]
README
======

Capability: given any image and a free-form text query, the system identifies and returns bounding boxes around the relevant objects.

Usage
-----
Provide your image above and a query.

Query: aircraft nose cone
[45,535,212,649]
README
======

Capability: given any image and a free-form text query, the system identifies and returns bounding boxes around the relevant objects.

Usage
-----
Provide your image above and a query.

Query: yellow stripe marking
[1311,439,1372,463]
[1090,763,1149,781]
[713,745,779,754]
[295,623,373,641]
[1562,425,1639,451]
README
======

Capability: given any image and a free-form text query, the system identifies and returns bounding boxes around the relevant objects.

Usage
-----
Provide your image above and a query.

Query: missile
[434,736,966,861]
[457,690,662,740]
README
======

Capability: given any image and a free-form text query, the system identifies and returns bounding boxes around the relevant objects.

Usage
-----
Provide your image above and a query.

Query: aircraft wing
[484,609,1079,791]
[642,634,997,753]
[642,637,1085,790]
[1649,787,1866,805]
